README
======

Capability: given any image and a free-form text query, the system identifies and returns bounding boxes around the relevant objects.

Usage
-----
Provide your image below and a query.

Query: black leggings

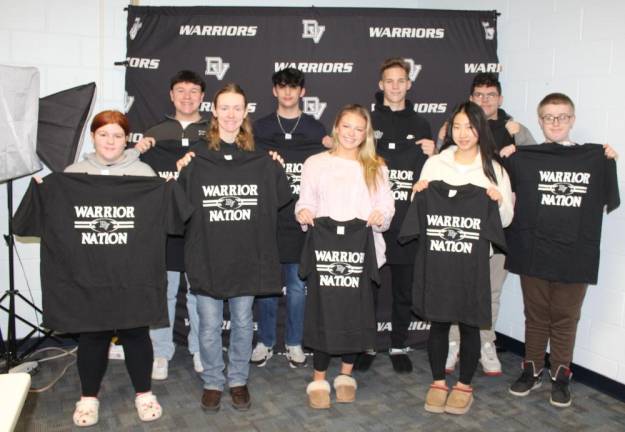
[313,350,358,372]
[428,321,480,385]
[77,327,153,397]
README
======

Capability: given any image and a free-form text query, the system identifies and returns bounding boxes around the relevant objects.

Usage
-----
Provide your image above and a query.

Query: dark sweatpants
[388,264,414,349]
[520,275,588,375]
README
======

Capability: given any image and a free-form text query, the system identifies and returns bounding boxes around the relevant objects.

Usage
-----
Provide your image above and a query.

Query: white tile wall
[0,0,623,384]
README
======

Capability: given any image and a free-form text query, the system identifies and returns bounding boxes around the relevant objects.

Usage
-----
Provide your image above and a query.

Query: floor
[14,346,625,431]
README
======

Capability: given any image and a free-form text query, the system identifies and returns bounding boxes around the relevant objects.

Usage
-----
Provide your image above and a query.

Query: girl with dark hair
[412,101,513,415]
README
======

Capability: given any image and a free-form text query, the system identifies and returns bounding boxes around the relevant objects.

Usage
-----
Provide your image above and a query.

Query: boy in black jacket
[357,58,434,373]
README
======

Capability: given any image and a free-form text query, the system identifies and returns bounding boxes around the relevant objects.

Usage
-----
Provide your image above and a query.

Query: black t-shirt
[299,217,379,354]
[178,143,293,299]
[504,143,620,284]
[376,140,428,264]
[139,117,208,271]
[12,173,193,333]
[399,181,506,327]
[140,140,195,272]
[254,112,326,263]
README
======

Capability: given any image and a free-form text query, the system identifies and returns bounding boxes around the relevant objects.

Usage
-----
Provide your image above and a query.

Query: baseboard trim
[496,332,625,403]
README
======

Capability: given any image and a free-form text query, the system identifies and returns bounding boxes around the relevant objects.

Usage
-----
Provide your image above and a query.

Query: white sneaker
[445,341,459,374]
[193,352,204,373]
[480,342,502,376]
[152,357,168,380]
[285,345,307,368]
[250,342,273,367]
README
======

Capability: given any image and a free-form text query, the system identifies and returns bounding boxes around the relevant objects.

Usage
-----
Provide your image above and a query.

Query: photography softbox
[37,82,96,172]
[0,65,41,182]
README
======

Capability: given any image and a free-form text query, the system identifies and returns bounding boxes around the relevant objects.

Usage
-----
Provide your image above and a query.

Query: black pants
[77,326,153,397]
[313,350,358,372]
[428,321,480,385]
[389,264,413,348]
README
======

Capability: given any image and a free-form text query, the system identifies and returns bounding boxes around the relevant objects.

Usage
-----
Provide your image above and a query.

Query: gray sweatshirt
[64,149,155,176]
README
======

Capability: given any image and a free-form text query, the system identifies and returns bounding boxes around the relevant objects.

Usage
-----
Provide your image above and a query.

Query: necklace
[276,112,302,140]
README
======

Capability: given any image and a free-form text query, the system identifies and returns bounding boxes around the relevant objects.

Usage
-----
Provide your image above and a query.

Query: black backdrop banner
[124,6,499,141]
[123,6,499,351]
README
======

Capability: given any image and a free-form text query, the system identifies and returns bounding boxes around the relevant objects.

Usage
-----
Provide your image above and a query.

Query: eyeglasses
[471,92,499,100]
[541,114,573,124]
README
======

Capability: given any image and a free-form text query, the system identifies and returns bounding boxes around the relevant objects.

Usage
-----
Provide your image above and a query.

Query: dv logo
[205,57,230,80]
[124,91,135,113]
[302,19,325,44]
[481,21,495,40]
[302,97,327,120]
[129,17,142,40]
[403,58,422,82]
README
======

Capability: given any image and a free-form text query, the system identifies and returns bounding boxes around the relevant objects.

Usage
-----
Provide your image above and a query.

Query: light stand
[0,179,61,372]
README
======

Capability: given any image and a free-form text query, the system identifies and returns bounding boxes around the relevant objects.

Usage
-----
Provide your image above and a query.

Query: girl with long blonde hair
[295,104,395,409]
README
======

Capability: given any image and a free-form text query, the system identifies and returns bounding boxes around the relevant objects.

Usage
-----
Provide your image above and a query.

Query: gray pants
[449,254,507,344]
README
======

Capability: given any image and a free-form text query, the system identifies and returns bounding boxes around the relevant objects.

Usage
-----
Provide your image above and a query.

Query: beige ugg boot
[333,374,357,403]
[424,384,449,413]
[444,385,474,415]
[306,380,331,409]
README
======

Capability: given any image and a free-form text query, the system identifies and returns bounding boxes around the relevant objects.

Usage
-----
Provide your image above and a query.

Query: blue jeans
[256,263,306,347]
[149,271,200,359]
[196,294,254,391]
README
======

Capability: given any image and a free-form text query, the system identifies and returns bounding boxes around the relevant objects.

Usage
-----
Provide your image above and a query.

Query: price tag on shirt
[285,133,292,140]
[224,155,233,160]
[337,226,345,235]
[388,142,396,150]
[181,138,189,147]
[448,189,457,198]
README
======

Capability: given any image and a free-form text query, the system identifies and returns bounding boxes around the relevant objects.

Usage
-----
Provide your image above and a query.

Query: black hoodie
[371,91,432,265]
[371,91,432,145]
[489,108,515,151]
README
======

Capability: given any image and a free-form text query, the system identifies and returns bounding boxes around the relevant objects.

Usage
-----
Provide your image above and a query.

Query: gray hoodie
[64,149,155,176]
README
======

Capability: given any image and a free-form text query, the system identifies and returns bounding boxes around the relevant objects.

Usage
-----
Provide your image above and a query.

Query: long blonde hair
[330,104,386,192]
[207,83,255,151]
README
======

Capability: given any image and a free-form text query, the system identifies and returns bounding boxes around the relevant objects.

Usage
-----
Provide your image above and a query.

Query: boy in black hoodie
[356,58,434,373]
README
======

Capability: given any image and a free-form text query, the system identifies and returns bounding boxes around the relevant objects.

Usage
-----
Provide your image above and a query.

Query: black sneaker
[509,361,543,396]
[353,350,376,372]
[550,365,572,408]
[389,348,413,374]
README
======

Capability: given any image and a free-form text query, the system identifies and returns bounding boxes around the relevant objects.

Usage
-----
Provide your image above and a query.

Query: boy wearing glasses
[469,73,536,152]
[505,93,619,408]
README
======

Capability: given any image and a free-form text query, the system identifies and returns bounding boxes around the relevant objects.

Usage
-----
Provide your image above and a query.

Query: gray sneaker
[285,345,307,368]
[550,365,573,408]
[509,361,543,396]
[250,342,273,367]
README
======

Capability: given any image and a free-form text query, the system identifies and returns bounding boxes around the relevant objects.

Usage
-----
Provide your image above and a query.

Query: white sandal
[135,392,162,422]
[73,397,99,427]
